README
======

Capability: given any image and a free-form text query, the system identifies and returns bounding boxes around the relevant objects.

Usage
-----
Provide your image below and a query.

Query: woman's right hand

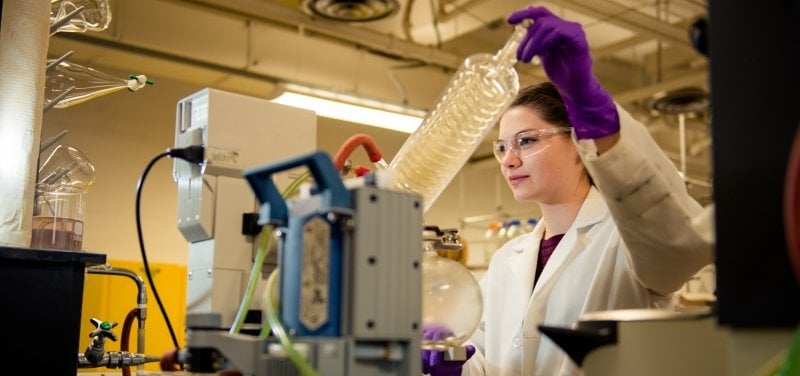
[508,6,620,140]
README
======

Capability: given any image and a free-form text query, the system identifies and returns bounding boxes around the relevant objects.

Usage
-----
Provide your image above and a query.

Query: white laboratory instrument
[173,88,316,328]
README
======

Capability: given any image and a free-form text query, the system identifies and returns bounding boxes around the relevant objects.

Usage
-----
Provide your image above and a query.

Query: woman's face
[497,105,585,204]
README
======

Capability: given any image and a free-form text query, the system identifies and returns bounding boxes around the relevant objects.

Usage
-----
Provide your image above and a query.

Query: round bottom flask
[421,249,483,350]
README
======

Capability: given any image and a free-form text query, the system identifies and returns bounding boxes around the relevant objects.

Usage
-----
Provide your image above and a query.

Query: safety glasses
[492,127,572,162]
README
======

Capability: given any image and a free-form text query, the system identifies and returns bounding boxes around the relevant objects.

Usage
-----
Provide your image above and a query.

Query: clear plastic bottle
[389,23,528,212]
[483,222,501,264]
[505,219,522,240]
[523,217,539,233]
[496,221,510,242]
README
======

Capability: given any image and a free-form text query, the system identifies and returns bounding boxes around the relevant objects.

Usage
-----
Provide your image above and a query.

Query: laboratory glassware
[50,0,112,34]
[31,185,86,251]
[422,245,483,350]
[505,219,522,240]
[38,144,96,190]
[389,23,528,212]
[31,145,96,251]
[46,60,151,109]
[483,222,501,264]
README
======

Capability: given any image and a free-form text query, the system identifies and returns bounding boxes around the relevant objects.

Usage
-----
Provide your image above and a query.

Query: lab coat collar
[505,187,608,295]
[572,187,608,230]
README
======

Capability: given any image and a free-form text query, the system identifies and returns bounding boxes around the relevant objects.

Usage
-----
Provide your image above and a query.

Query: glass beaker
[30,185,86,251]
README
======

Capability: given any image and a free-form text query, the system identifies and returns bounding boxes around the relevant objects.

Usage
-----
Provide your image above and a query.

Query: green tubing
[261,269,318,376]
[229,171,313,334]
[283,171,313,199]
[229,226,272,334]
[778,326,800,376]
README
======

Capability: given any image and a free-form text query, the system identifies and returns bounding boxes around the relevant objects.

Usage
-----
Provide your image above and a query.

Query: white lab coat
[461,106,715,376]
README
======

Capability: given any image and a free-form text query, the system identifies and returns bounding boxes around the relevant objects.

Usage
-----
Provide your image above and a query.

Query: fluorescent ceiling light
[271,85,425,133]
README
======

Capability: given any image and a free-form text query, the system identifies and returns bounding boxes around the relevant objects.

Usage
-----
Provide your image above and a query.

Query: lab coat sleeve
[575,104,715,296]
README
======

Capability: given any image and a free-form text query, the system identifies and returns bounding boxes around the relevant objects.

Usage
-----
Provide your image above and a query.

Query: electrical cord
[135,145,205,350]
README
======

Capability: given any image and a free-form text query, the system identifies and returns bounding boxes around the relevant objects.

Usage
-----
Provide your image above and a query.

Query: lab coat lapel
[506,229,542,302]
[532,188,607,295]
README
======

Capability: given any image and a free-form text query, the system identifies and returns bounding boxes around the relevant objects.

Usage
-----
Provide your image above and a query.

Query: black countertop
[0,245,106,265]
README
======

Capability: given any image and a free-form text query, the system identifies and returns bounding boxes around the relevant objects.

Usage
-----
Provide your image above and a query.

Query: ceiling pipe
[554,0,695,48]
[614,70,708,104]
[184,0,462,70]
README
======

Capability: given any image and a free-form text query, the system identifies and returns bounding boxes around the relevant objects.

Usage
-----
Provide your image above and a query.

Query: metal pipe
[679,113,687,178]
[87,266,148,357]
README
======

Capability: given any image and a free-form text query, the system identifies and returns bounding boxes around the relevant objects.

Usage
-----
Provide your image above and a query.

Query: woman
[422,6,714,376]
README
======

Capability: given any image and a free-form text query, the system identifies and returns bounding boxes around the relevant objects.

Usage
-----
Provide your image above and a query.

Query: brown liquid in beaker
[30,216,83,251]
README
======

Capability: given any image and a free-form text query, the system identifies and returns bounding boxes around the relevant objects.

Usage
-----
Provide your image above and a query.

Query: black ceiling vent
[302,0,400,22]
[649,87,710,115]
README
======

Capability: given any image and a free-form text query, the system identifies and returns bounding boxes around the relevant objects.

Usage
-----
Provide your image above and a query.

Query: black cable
[135,146,205,350]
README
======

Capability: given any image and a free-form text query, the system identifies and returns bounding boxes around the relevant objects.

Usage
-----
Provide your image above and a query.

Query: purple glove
[508,6,619,140]
[421,325,476,376]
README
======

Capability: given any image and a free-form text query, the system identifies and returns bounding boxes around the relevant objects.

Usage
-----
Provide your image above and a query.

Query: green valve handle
[85,318,119,365]
[88,317,118,342]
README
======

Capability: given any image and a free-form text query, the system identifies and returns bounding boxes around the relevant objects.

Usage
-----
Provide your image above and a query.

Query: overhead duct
[650,86,710,115]
[302,0,400,22]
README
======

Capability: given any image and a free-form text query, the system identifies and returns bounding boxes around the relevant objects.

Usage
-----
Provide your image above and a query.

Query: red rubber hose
[333,134,384,171]
[120,307,139,376]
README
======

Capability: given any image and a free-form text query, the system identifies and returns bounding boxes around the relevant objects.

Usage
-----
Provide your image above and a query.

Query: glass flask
[45,60,151,109]
[38,144,96,190]
[50,0,112,34]
[421,245,483,350]
[389,23,528,212]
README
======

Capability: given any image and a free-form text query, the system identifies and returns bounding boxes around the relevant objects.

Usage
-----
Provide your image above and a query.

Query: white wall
[41,67,526,266]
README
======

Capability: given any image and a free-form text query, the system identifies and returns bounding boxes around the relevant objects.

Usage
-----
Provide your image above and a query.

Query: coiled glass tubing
[390,24,528,212]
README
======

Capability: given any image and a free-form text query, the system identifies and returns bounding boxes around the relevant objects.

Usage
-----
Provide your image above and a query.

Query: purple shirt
[535,234,565,286]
